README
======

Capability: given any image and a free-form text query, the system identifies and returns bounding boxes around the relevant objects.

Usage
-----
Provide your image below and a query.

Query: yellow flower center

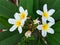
[43,12,49,18]
[42,24,49,31]
[20,12,26,19]
[16,20,21,27]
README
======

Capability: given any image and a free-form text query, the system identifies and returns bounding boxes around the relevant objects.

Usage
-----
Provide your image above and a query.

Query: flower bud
[25,30,32,38]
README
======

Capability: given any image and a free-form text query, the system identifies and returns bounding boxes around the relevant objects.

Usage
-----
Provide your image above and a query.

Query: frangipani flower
[17,6,28,22]
[8,13,24,33]
[36,4,55,23]
[25,30,32,38]
[33,18,40,24]
[37,21,55,37]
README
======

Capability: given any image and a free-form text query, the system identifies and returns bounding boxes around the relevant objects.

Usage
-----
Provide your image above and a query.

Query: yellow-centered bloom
[36,4,55,37]
[8,6,28,33]
[8,13,24,33]
[16,20,21,27]
[42,24,49,31]
[20,12,26,19]
[37,22,54,37]
[43,12,49,18]
[36,4,55,23]
[19,6,28,21]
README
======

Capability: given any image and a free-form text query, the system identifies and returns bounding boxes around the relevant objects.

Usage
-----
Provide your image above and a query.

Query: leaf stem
[16,0,18,6]
[42,37,48,45]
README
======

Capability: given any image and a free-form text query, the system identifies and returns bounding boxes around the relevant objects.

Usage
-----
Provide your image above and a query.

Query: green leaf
[0,29,25,45]
[33,0,40,19]
[0,16,11,29]
[53,21,60,33]
[18,35,35,45]
[0,30,23,45]
[37,33,42,45]
[46,33,60,45]
[0,23,6,29]
[0,0,18,18]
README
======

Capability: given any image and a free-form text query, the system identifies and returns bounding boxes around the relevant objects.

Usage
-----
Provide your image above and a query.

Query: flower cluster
[8,4,55,38]
[36,4,55,37]
[8,6,28,33]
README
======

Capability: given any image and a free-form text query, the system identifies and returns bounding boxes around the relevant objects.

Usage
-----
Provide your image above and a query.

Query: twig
[16,0,18,6]
[42,37,48,45]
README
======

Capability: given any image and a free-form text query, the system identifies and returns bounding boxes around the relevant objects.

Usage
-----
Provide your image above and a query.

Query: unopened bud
[25,30,32,38]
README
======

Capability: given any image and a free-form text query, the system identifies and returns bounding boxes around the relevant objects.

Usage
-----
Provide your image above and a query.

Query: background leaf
[0,0,18,18]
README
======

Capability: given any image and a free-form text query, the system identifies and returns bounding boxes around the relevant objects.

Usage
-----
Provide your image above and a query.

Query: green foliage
[0,0,60,45]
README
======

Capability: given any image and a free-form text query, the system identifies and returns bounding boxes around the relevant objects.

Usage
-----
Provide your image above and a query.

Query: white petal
[14,13,20,20]
[42,31,47,37]
[25,10,28,16]
[37,25,42,30]
[42,17,47,24]
[10,25,17,32]
[48,17,55,23]
[24,17,27,22]
[47,28,54,34]
[8,18,15,24]
[19,6,24,13]
[36,10,43,15]
[48,22,55,27]
[43,4,47,12]
[48,9,55,16]
[18,26,22,33]
[21,20,25,27]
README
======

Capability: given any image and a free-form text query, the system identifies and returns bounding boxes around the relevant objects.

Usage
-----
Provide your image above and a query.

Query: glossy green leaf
[33,0,40,19]
[0,0,18,18]
[0,16,11,29]
[0,30,24,45]
[52,21,60,33]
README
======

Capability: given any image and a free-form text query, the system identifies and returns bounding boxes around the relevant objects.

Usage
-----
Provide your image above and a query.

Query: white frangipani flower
[37,20,55,37]
[8,13,24,33]
[36,4,55,23]
[25,30,32,38]
[19,6,28,21]
[33,18,40,24]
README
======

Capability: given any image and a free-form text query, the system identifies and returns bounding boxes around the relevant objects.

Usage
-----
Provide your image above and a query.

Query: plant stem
[42,37,48,45]
[16,0,18,6]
